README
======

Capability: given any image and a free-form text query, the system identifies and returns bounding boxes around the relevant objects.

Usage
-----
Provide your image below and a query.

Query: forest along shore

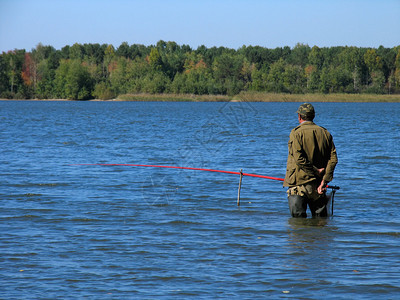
[1,42,400,101]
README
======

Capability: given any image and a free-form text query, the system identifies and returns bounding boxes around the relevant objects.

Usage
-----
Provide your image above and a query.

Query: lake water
[1,100,399,299]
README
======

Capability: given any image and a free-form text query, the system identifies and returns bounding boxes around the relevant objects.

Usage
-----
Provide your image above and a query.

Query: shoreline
[1,92,400,102]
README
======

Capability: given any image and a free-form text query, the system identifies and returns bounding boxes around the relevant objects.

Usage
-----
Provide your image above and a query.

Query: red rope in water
[74,163,284,181]
[71,163,339,189]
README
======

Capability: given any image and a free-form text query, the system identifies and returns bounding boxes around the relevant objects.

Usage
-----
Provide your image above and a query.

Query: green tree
[125,57,152,93]
[366,71,385,93]
[170,52,215,94]
[142,72,170,94]
[55,59,93,100]
[160,42,186,80]
[103,44,116,77]
[338,47,364,92]
[319,66,332,93]
[60,45,70,59]
[69,43,84,60]
[308,46,324,70]
[129,44,150,59]
[266,58,287,92]
[212,52,245,95]
[4,50,25,98]
[377,45,397,80]
[35,58,56,99]
[93,81,114,100]
[54,59,69,98]
[364,49,383,73]
[110,57,129,95]
[304,65,320,92]
[288,43,310,67]
[212,53,242,81]
[394,48,400,91]
[116,42,130,58]
[83,43,105,65]
[283,64,305,93]
[148,48,163,71]
[249,67,269,91]
[241,59,256,89]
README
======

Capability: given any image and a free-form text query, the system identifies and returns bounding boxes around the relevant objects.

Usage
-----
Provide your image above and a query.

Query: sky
[0,0,399,52]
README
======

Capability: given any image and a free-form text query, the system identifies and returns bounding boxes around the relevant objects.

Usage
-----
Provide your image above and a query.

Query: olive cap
[296,103,315,118]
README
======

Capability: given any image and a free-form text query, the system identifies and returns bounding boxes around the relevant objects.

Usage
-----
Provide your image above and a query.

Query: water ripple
[1,101,399,298]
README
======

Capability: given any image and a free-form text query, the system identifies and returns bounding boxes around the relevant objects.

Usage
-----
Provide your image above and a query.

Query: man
[283,103,338,218]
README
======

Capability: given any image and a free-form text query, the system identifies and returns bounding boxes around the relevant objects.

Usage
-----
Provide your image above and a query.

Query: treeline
[1,41,400,100]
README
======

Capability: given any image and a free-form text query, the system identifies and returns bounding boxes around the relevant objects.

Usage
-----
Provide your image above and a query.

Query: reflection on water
[288,216,329,228]
[285,217,336,271]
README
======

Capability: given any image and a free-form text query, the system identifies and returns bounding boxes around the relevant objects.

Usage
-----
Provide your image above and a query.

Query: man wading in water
[283,103,338,218]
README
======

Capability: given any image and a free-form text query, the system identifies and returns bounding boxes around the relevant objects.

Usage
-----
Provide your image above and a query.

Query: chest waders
[288,188,337,218]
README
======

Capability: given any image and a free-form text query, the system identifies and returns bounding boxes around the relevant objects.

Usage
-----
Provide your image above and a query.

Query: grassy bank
[117,92,400,102]
[235,92,400,102]
[116,93,231,102]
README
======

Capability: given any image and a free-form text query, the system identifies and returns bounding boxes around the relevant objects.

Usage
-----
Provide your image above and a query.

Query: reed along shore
[115,92,400,102]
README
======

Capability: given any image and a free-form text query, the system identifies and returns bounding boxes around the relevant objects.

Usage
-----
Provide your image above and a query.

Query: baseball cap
[296,103,315,118]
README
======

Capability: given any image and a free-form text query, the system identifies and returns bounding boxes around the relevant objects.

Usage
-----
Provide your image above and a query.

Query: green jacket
[283,121,338,187]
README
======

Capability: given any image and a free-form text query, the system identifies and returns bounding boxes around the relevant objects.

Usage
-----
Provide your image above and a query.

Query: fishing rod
[73,163,285,181]
[72,163,340,213]
[71,163,340,190]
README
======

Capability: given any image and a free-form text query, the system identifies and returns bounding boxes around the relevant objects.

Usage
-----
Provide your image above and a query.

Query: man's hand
[316,168,325,177]
[318,179,328,194]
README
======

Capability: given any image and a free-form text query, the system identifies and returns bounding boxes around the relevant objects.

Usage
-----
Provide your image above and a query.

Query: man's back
[284,121,337,187]
[294,122,335,170]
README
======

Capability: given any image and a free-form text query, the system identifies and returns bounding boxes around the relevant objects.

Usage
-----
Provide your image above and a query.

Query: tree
[60,45,70,59]
[266,58,287,92]
[308,46,324,70]
[116,42,130,58]
[125,57,152,93]
[173,53,214,94]
[377,45,397,80]
[148,48,163,71]
[21,53,35,88]
[249,68,269,91]
[241,59,256,89]
[366,71,385,93]
[364,49,383,73]
[212,52,245,95]
[0,55,10,97]
[338,47,364,92]
[319,66,332,93]
[394,48,400,91]
[305,65,319,92]
[69,43,84,60]
[35,59,56,99]
[3,50,25,98]
[103,44,116,77]
[129,44,150,59]
[55,59,93,100]
[283,64,305,93]
[288,43,310,67]
[93,81,114,100]
[142,72,170,94]
[110,57,129,95]
[83,43,104,65]
[212,52,243,81]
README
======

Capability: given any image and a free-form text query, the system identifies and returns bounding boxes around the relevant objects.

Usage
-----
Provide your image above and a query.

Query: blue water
[1,100,399,299]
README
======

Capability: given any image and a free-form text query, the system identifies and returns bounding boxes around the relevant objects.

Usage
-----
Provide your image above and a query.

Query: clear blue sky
[0,0,399,52]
